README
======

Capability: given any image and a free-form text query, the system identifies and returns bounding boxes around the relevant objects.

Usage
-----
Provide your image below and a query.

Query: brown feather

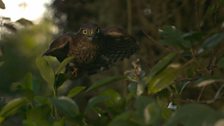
[44,24,138,79]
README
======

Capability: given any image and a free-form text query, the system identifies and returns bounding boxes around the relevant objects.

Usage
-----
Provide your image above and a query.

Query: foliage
[0,0,224,126]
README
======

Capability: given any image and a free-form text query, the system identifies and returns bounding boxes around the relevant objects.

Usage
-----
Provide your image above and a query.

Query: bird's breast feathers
[68,38,99,64]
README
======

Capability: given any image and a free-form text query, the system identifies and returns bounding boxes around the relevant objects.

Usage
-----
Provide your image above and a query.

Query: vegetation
[1,0,224,125]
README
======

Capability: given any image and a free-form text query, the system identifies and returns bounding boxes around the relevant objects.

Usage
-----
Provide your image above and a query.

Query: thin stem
[190,48,209,74]
[127,0,132,34]
[142,30,170,52]
[197,86,205,102]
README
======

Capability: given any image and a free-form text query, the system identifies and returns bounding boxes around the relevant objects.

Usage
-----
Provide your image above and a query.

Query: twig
[142,30,169,52]
[127,0,132,34]
[197,86,205,102]
[190,48,210,74]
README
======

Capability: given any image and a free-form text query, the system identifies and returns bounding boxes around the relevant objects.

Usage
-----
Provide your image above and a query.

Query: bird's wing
[99,27,138,63]
[44,33,73,61]
[82,27,138,75]
[44,33,73,55]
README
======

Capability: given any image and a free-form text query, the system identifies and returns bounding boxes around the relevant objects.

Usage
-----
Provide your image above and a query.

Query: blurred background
[1,1,224,126]
[0,0,224,97]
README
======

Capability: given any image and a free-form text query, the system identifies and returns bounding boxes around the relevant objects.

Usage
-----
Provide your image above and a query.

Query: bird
[44,23,138,79]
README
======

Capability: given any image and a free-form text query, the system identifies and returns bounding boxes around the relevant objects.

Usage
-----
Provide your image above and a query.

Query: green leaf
[52,96,79,118]
[108,120,140,126]
[134,96,153,114]
[145,53,176,82]
[100,89,123,107]
[21,73,33,90]
[133,97,167,125]
[34,96,50,106]
[55,73,67,88]
[166,104,224,126]
[67,86,86,98]
[36,56,55,91]
[182,31,203,42]
[11,73,33,93]
[85,96,109,113]
[11,73,35,99]
[0,97,27,123]
[55,56,74,74]
[53,119,65,126]
[86,76,124,92]
[144,103,163,125]
[148,64,181,94]
[133,96,159,125]
[108,112,142,126]
[23,107,51,126]
[202,32,224,49]
[160,26,190,48]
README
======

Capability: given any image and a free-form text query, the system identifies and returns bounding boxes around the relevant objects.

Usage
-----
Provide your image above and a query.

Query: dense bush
[0,0,224,126]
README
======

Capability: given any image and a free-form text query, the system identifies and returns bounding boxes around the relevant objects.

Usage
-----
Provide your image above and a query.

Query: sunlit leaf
[166,104,224,126]
[52,96,79,118]
[86,76,124,92]
[145,53,176,82]
[148,64,181,94]
[36,56,55,91]
[193,77,222,88]
[67,86,86,98]
[55,56,74,74]
[0,97,27,123]
[196,79,217,87]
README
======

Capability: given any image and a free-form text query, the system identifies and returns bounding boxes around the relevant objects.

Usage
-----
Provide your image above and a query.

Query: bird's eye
[82,29,88,35]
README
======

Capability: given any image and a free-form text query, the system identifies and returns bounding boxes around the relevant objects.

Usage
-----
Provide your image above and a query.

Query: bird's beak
[87,36,93,41]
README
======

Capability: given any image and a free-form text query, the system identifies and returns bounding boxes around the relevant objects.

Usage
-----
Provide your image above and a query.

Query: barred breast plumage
[68,35,99,64]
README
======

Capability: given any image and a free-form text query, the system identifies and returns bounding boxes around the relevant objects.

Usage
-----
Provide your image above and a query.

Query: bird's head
[79,23,101,40]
